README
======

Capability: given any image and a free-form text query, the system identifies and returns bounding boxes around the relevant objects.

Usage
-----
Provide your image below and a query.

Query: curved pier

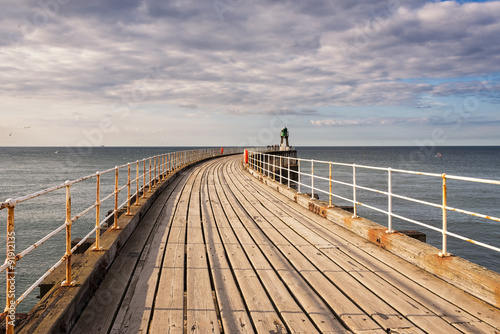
[16,154,500,333]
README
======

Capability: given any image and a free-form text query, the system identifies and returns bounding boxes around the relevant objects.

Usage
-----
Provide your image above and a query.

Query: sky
[1,0,499,147]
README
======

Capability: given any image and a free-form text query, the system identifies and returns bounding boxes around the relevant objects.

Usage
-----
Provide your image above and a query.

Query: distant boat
[435,152,442,158]
[54,151,59,154]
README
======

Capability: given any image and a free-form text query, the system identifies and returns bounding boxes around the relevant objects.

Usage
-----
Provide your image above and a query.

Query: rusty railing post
[148,158,152,193]
[440,174,450,257]
[5,199,16,334]
[93,173,103,251]
[126,164,132,216]
[111,168,121,230]
[160,155,164,181]
[387,168,394,233]
[62,181,76,286]
[153,156,157,188]
[168,153,171,174]
[164,154,167,178]
[135,161,140,206]
[142,160,147,198]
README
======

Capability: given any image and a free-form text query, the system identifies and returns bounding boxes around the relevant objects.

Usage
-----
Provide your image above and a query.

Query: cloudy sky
[1,0,499,147]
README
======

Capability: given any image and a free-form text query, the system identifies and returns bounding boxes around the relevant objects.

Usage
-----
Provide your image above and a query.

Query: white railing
[0,147,245,333]
[247,151,500,258]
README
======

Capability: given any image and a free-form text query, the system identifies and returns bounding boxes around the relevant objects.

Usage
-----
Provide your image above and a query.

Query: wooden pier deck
[69,155,500,334]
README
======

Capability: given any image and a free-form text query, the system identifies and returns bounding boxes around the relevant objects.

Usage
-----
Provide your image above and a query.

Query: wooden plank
[277,272,351,334]
[186,167,220,334]
[149,169,200,333]
[255,269,320,333]
[208,164,285,332]
[186,245,220,333]
[201,163,254,333]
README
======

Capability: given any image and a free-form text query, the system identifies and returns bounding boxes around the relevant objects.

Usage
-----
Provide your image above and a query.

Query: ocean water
[0,146,499,312]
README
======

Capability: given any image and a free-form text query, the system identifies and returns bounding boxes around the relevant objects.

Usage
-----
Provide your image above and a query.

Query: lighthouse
[280,127,290,151]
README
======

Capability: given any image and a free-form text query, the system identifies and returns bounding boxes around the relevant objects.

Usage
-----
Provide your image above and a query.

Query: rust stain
[343,217,353,231]
[319,206,328,218]
[308,202,320,215]
[424,254,453,277]
[495,286,500,308]
[294,194,298,203]
[367,229,388,250]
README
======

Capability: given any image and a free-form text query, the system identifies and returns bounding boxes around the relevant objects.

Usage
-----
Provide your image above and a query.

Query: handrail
[247,151,500,258]
[0,147,249,333]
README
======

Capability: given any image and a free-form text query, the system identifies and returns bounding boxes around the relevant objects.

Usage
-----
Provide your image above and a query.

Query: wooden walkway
[71,155,500,334]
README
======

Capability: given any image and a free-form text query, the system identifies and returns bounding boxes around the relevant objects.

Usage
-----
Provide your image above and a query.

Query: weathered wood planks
[70,155,500,334]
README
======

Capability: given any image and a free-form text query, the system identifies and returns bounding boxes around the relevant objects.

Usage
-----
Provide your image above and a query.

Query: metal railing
[247,151,500,258]
[0,147,243,333]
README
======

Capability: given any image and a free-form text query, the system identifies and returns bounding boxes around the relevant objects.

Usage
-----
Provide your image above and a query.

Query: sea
[0,146,499,312]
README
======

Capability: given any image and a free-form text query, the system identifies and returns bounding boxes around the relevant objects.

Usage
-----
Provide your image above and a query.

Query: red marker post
[244,149,249,164]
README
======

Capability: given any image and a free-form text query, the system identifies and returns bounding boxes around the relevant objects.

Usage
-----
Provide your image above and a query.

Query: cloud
[1,0,500,146]
[311,117,432,127]
[179,103,199,109]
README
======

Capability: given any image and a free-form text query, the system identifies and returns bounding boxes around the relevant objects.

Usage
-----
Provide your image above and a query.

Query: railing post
[352,165,358,218]
[112,167,121,230]
[264,153,266,175]
[287,156,290,189]
[142,160,147,198]
[387,168,394,233]
[440,174,450,257]
[62,181,76,286]
[5,199,16,334]
[162,154,165,180]
[159,155,163,181]
[311,160,315,200]
[153,156,157,188]
[267,154,269,177]
[273,156,276,181]
[328,162,332,207]
[148,158,152,193]
[126,164,132,216]
[135,161,140,206]
[260,153,262,174]
[93,173,103,251]
[298,159,301,194]
[280,156,283,184]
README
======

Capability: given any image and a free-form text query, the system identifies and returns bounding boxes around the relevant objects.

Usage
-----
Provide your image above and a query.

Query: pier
[2,149,500,333]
